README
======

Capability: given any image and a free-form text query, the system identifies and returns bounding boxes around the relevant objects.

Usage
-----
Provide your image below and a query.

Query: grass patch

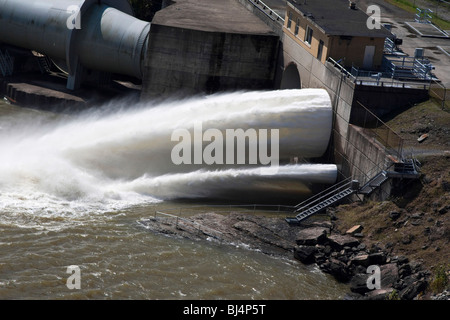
[430,264,449,293]
[385,0,450,30]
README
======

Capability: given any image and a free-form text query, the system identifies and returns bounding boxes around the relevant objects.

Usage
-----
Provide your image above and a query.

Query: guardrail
[429,79,449,110]
[293,176,354,212]
[329,56,433,88]
[327,57,356,81]
[148,203,298,241]
[155,203,296,217]
[248,0,285,23]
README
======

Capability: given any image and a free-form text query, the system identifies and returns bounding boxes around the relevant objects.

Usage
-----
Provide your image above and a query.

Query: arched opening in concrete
[280,63,301,89]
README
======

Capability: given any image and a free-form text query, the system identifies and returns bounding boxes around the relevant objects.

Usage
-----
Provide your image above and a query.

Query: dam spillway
[0,89,335,209]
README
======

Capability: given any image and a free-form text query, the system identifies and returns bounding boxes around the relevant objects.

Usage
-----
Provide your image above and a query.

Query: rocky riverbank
[138,211,434,300]
[293,223,430,300]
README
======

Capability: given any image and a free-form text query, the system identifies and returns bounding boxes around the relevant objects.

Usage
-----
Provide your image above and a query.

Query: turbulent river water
[0,90,349,299]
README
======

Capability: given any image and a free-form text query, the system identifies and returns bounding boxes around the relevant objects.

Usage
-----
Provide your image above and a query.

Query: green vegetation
[386,289,401,300]
[430,264,449,293]
[385,0,450,30]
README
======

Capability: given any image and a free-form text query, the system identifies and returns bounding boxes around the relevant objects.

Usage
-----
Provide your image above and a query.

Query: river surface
[0,93,349,300]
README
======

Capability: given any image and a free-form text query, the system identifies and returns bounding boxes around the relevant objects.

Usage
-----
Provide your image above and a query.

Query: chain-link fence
[429,79,449,110]
[354,101,405,161]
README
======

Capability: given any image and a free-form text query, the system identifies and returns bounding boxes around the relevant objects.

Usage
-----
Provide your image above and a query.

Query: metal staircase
[34,52,52,74]
[286,158,421,225]
[358,170,389,196]
[387,158,421,179]
[286,178,359,225]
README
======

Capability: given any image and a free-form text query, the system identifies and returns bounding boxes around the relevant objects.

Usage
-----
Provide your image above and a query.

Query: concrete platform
[152,0,275,35]
[405,21,449,38]
[437,45,450,57]
[0,73,140,111]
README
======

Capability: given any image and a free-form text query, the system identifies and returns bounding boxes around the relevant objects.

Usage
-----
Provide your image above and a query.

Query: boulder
[398,264,412,278]
[293,245,317,264]
[365,288,394,300]
[346,225,363,235]
[327,234,360,250]
[368,252,387,265]
[314,252,327,265]
[389,211,401,220]
[380,263,399,289]
[351,263,399,295]
[350,273,371,294]
[321,258,353,282]
[399,279,427,300]
[295,227,328,246]
[350,254,371,267]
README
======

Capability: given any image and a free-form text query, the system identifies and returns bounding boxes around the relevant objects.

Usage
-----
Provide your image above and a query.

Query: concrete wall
[281,34,356,164]
[344,124,391,184]
[328,36,385,70]
[141,24,280,99]
[351,84,429,123]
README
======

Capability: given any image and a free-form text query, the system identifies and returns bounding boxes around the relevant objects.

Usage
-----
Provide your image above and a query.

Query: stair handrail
[294,176,354,213]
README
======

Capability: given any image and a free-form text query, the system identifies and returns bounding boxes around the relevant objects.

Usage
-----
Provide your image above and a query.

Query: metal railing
[384,37,396,54]
[382,55,435,81]
[327,57,356,81]
[248,0,285,23]
[329,55,433,88]
[147,202,298,240]
[415,8,432,24]
[154,203,296,217]
[355,100,405,161]
[429,79,449,110]
[293,176,354,212]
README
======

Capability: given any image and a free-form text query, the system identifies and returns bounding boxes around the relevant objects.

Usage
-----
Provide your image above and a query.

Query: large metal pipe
[0,0,150,89]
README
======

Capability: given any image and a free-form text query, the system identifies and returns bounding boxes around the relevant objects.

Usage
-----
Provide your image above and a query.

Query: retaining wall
[141,24,280,99]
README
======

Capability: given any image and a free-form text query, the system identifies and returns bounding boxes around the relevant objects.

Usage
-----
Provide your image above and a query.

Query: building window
[294,18,300,36]
[317,40,324,61]
[287,11,292,29]
[305,26,313,45]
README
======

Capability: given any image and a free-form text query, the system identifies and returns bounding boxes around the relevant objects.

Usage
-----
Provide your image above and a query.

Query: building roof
[287,0,392,38]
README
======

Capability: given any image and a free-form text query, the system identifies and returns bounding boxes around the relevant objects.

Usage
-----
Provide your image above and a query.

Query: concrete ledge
[404,21,449,38]
[152,0,275,35]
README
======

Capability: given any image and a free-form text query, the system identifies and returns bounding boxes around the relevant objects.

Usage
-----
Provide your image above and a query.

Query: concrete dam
[0,0,419,208]
[0,0,341,204]
[0,0,280,96]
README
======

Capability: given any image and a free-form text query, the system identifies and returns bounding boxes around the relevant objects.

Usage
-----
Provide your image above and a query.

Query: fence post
[443,87,447,110]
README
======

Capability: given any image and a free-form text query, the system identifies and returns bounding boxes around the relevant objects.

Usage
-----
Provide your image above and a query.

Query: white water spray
[0,89,335,214]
